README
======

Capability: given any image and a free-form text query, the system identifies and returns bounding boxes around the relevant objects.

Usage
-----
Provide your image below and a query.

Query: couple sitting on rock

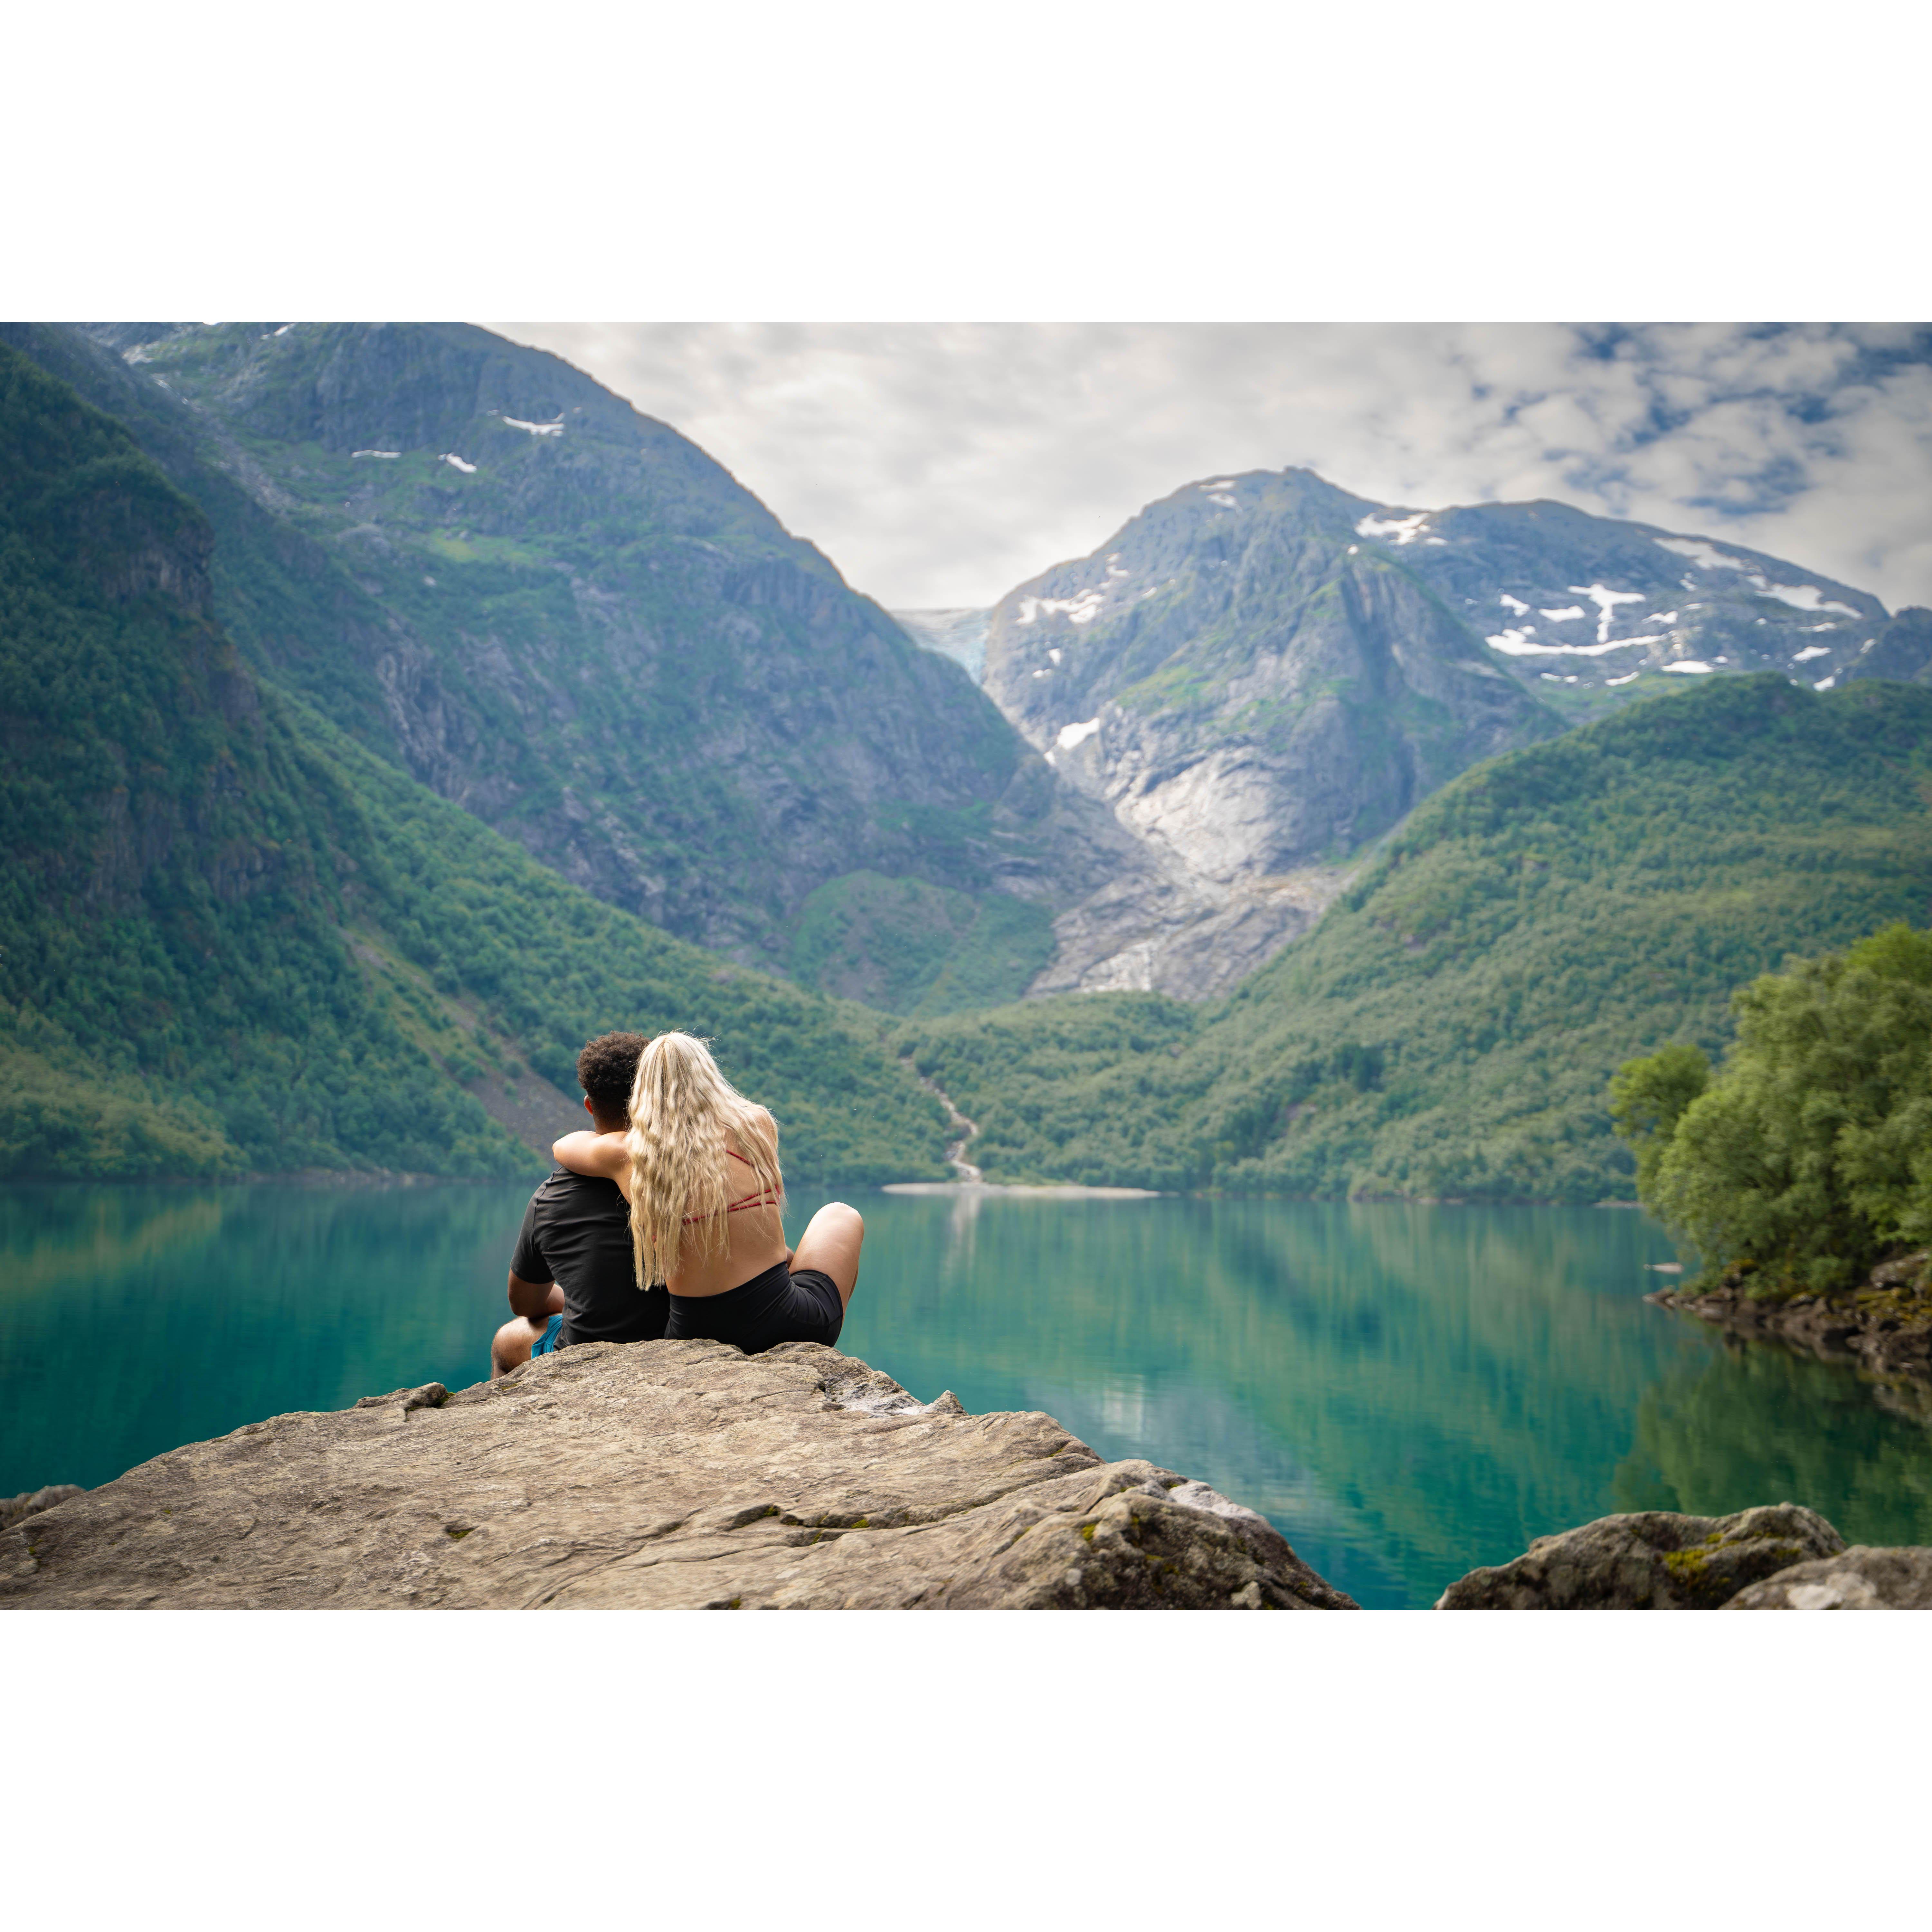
[491,1031,864,1377]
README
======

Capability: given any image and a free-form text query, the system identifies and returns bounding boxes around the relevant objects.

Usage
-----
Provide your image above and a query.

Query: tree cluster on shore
[1613,923,1932,1294]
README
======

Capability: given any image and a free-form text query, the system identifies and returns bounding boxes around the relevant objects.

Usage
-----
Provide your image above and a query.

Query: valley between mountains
[6,321,1932,1200]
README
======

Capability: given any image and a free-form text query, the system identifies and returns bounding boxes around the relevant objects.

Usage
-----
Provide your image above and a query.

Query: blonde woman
[550,1031,864,1354]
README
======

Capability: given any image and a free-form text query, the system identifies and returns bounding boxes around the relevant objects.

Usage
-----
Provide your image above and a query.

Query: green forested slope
[900,675,1932,1201]
[0,342,949,1182]
[16,323,1075,996]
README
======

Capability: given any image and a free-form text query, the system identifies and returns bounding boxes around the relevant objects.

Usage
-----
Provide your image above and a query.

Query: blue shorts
[530,1313,565,1357]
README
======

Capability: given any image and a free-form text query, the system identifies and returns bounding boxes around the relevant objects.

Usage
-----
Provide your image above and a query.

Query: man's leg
[791,1202,865,1311]
[491,1283,565,1378]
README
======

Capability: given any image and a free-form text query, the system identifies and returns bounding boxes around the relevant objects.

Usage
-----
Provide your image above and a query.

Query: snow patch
[1499,593,1531,616]
[1485,630,1647,658]
[1208,493,1237,508]
[1747,577,1859,617]
[1663,661,1716,675]
[441,453,477,474]
[1657,536,1747,573]
[353,450,402,459]
[1606,671,1642,687]
[1645,610,1680,626]
[1814,675,1838,690]
[1539,605,1586,622]
[274,323,294,336]
[1056,717,1101,753]
[1356,512,1430,545]
[1791,645,1832,664]
[1047,647,1063,665]
[1569,583,1648,643]
[1200,479,1238,492]
[122,346,150,364]
[501,414,564,437]
[1017,591,1105,626]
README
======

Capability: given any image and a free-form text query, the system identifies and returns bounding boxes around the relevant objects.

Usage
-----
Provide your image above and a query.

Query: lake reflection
[4,1182,1929,1608]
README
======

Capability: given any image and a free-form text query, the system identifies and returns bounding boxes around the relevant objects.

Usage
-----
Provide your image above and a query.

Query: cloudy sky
[491,323,1932,617]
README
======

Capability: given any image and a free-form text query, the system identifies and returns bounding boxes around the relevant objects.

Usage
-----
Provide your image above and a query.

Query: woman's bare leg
[792,1202,864,1310]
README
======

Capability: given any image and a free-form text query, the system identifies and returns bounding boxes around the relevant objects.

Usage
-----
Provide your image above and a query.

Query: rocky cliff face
[1843,606,1932,686]
[982,469,1893,997]
[60,324,1093,993]
[0,1341,1358,1610]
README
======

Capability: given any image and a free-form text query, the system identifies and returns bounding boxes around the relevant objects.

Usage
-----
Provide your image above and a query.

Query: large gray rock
[1435,1504,1845,1609]
[0,1341,1356,1611]
[1721,1546,1932,1609]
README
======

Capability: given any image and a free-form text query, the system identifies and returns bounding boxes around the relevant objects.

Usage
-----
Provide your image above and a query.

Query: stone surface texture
[0,1341,1357,1611]
[1722,1546,1932,1610]
[1435,1504,1845,1610]
[0,1486,84,1534]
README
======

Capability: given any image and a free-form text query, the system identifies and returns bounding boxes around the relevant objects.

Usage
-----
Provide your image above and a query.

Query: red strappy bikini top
[680,1148,781,1224]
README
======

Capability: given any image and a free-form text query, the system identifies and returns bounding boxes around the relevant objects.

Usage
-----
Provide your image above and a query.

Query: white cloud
[488,322,1932,611]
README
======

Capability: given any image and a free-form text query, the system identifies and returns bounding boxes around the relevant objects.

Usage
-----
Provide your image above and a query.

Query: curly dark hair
[576,1031,651,1122]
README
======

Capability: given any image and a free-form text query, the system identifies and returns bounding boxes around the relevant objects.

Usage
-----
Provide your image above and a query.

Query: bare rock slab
[0,1341,1357,1611]
[1435,1504,1845,1609]
[1721,1546,1932,1609]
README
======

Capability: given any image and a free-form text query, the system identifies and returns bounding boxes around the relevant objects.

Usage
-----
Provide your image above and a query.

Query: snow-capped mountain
[980,468,1892,995]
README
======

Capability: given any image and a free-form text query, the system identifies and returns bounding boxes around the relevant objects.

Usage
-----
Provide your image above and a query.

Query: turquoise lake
[5,1181,1931,1609]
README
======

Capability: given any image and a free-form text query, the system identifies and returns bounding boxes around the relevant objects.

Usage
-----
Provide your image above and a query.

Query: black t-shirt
[509,1169,668,1347]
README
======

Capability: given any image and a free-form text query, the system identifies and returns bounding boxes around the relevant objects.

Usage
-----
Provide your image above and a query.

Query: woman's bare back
[668,1112,789,1297]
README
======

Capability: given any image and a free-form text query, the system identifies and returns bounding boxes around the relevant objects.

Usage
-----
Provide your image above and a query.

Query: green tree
[1613,923,1932,1293]
[1608,1043,1709,1198]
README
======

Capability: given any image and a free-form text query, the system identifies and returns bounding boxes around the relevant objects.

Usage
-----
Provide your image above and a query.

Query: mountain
[898,674,1932,1202]
[22,322,1130,1019]
[980,469,1892,998]
[1843,606,1932,685]
[0,339,952,1182]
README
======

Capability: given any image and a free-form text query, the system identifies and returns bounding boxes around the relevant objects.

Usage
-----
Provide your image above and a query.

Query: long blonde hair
[624,1032,783,1286]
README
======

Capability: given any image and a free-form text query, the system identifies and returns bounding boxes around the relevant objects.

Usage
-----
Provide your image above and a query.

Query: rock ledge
[0,1341,1356,1611]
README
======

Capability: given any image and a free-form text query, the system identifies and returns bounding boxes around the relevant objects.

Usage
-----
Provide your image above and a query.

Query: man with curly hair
[490,1031,668,1376]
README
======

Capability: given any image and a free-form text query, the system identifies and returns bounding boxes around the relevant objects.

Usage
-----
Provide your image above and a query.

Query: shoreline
[1650,1259,1932,1418]
[880,1180,1163,1199]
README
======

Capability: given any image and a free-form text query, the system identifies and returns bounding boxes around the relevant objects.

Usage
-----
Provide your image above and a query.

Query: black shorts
[664,1260,844,1355]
